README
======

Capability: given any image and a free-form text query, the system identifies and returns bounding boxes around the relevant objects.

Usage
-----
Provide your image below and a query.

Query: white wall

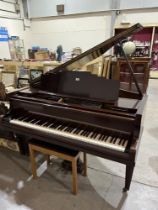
[31,9,158,54]
[120,0,158,9]
[28,0,158,18]
[0,0,31,59]
[31,14,112,53]
[28,0,112,18]
[115,9,158,27]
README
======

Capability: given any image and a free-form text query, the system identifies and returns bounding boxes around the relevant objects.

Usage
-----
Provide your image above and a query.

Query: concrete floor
[0,79,158,210]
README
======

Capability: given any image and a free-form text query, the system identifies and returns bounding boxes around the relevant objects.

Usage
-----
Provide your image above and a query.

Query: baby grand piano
[0,23,147,191]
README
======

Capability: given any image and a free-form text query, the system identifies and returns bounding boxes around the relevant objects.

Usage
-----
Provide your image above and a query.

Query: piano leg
[123,162,135,192]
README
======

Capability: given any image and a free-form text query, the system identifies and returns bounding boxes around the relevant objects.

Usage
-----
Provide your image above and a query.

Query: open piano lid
[30,23,144,104]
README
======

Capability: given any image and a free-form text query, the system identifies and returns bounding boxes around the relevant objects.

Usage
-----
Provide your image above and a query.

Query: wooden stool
[28,140,87,195]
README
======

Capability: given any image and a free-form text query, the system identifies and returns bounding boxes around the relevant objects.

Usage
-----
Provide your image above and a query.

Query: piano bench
[28,140,87,195]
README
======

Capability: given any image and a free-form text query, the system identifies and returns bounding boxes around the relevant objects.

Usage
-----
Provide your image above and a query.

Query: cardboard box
[35,51,49,60]
[0,138,20,152]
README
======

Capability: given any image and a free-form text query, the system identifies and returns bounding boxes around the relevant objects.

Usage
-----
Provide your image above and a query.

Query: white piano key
[102,135,108,141]
[78,130,84,135]
[47,122,55,128]
[71,127,78,133]
[124,140,128,148]
[55,124,62,130]
[87,132,94,138]
[115,138,121,145]
[17,116,25,120]
[29,119,36,123]
[106,136,112,143]
[34,120,41,125]
[95,133,101,140]
[41,122,49,127]
[21,116,30,121]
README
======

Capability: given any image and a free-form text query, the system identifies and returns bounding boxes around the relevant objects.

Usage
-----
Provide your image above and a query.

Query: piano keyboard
[10,114,128,152]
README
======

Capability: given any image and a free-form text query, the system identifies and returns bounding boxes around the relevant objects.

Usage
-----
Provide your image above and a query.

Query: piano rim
[9,96,138,121]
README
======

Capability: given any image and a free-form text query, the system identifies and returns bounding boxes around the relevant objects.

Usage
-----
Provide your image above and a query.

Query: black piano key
[49,122,57,128]
[58,124,66,130]
[71,127,79,134]
[69,125,77,132]
[75,128,82,135]
[54,123,61,129]
[91,129,99,138]
[16,115,27,120]
[66,127,74,132]
[42,122,49,127]
[90,132,96,138]
[38,119,47,126]
[56,124,64,130]
[66,125,75,132]
[72,125,80,133]
[79,130,85,135]
[77,129,84,135]
[112,137,117,144]
[28,116,38,122]
[89,128,97,138]
[88,131,94,138]
[29,119,37,124]
[99,134,103,140]
[21,117,30,122]
[34,119,41,125]
[100,134,106,141]
[118,138,122,145]
[110,137,114,143]
[102,135,108,141]
[96,133,102,139]
[95,133,101,140]
[44,121,53,127]
[83,131,89,137]
[81,131,87,136]
[119,139,123,145]
[59,125,66,130]
[21,116,30,122]
[64,126,72,132]
[122,139,126,146]
[53,124,61,129]
[80,129,87,135]
[22,114,35,122]
[62,123,71,131]
[84,130,91,136]
[92,132,98,139]
[85,130,91,137]
[43,121,51,127]
[62,124,68,129]
[119,139,124,145]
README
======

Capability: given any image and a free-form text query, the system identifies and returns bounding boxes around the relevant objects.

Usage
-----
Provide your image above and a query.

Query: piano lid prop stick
[119,42,143,99]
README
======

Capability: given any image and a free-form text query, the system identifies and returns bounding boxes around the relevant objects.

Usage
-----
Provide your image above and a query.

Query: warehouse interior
[0,1,158,210]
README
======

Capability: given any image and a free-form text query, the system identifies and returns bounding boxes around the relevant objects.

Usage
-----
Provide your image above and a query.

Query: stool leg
[29,145,37,179]
[83,153,87,176]
[72,159,78,195]
[46,155,50,165]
